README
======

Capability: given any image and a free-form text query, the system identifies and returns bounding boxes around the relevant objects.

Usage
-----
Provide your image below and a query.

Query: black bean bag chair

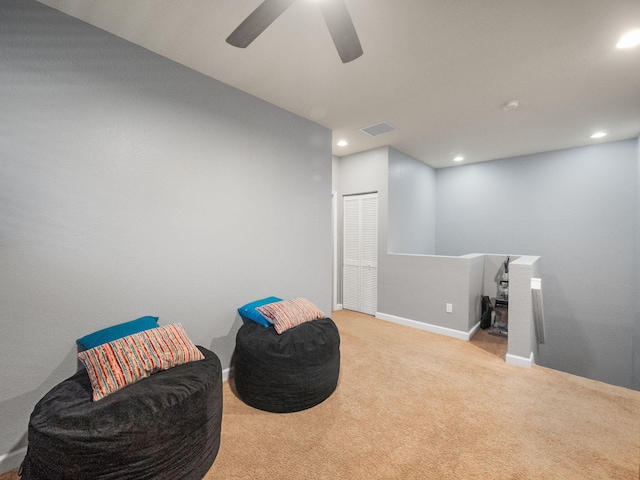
[20,346,222,480]
[233,318,340,413]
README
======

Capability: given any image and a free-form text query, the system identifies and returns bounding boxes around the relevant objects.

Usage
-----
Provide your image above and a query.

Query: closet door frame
[342,192,378,315]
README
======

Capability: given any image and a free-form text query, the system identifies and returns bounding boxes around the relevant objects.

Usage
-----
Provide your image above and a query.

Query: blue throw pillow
[76,316,160,350]
[238,297,282,327]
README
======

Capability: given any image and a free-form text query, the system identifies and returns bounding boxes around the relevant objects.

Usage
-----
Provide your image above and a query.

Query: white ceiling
[37,0,640,168]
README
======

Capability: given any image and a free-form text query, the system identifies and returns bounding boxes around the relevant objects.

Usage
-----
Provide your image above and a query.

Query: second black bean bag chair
[233,317,340,413]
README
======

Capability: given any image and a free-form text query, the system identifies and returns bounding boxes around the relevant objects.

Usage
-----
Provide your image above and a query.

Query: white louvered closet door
[342,193,378,315]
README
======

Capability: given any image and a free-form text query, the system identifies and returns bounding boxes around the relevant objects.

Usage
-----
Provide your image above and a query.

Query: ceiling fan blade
[226,0,298,48]
[319,0,363,63]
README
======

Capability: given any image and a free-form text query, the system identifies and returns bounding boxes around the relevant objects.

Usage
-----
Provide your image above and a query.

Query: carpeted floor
[207,310,640,479]
[469,327,508,359]
[5,310,640,479]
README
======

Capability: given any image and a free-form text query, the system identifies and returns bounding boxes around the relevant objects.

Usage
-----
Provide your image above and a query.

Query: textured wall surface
[0,0,331,467]
[634,135,640,390]
[436,140,638,388]
[388,147,436,255]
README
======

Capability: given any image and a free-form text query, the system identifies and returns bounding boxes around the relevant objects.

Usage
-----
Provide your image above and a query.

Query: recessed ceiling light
[590,132,607,139]
[453,156,464,162]
[616,29,640,49]
[501,100,520,111]
[337,140,348,147]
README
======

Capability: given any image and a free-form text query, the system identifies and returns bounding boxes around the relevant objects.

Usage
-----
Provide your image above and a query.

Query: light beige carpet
[469,327,508,360]
[6,310,640,479]
[208,310,640,479]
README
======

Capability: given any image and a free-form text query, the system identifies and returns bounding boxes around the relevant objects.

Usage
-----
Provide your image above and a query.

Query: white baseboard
[333,304,343,312]
[222,367,231,382]
[375,312,479,341]
[468,320,481,339]
[506,352,534,368]
[0,446,26,474]
[376,312,534,369]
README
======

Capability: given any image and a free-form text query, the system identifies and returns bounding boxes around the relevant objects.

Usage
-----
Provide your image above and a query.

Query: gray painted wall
[337,148,479,336]
[0,0,332,467]
[436,140,638,389]
[379,253,477,334]
[635,135,640,390]
[466,254,485,332]
[388,147,436,254]
[335,147,389,307]
[481,254,514,298]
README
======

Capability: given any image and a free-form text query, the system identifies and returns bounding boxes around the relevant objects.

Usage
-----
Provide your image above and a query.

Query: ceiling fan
[226,0,363,63]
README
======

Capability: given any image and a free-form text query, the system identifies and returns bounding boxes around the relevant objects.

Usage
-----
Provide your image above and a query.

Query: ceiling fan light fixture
[616,29,640,49]
[226,0,297,48]
[226,0,363,63]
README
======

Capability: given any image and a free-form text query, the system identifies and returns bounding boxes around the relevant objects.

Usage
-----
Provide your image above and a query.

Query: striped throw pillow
[257,298,325,334]
[77,323,204,401]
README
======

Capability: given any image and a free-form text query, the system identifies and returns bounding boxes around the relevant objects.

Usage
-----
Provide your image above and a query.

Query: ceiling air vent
[360,121,395,137]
